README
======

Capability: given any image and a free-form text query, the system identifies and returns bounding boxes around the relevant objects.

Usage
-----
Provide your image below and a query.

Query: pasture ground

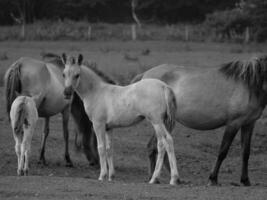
[0,41,267,199]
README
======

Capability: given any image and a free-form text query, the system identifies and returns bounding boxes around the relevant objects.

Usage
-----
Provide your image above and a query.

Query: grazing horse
[4,56,98,167]
[62,53,179,185]
[131,55,267,186]
[10,94,39,176]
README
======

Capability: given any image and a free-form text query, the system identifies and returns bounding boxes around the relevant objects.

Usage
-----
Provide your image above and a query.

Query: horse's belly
[176,103,227,130]
[38,94,69,117]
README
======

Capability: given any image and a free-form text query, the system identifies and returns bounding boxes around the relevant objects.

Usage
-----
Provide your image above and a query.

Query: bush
[204,8,250,42]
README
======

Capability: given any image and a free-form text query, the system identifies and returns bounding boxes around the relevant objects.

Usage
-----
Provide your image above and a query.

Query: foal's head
[62,53,83,99]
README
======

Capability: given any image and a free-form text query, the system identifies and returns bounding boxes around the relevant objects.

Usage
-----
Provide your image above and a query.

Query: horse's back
[141,64,252,130]
[16,57,68,116]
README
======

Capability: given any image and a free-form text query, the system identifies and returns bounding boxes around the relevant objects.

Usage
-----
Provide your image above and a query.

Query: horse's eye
[75,74,80,79]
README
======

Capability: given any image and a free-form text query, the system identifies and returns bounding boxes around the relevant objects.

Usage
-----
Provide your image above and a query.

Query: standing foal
[62,54,180,185]
[10,95,38,176]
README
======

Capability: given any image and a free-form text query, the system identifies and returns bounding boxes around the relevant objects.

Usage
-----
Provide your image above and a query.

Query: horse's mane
[219,55,267,90]
[41,52,65,69]
[82,61,118,85]
[41,52,117,85]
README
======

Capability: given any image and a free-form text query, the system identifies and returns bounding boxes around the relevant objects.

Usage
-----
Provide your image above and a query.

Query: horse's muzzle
[63,87,73,99]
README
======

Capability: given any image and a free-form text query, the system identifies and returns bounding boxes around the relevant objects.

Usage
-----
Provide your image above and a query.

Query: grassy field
[0,41,267,200]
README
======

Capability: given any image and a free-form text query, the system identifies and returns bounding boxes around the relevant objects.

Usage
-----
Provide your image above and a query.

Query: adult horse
[131,55,267,186]
[4,55,99,166]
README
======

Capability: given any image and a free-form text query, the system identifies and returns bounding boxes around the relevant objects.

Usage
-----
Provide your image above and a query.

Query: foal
[10,94,39,176]
[62,54,179,185]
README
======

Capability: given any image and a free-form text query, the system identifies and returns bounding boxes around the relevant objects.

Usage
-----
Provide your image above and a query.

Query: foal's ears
[62,53,67,65]
[78,54,83,66]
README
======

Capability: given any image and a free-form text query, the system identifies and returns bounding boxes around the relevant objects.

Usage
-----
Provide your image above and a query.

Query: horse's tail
[4,61,22,117]
[13,97,28,137]
[163,86,177,133]
[130,72,144,84]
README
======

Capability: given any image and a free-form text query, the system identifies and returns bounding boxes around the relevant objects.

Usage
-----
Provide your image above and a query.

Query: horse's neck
[76,67,106,101]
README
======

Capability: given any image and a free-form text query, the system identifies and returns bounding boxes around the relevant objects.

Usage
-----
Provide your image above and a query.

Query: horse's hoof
[89,161,100,168]
[241,178,251,186]
[17,169,24,176]
[65,162,74,168]
[176,179,191,185]
[24,169,29,176]
[149,178,160,184]
[208,179,220,186]
[38,159,48,166]
[108,174,115,182]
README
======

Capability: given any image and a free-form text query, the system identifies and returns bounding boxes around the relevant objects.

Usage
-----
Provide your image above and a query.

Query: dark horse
[131,55,267,186]
[4,53,116,167]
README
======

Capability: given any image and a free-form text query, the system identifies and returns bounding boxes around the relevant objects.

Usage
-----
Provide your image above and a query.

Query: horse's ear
[78,54,83,66]
[62,53,67,65]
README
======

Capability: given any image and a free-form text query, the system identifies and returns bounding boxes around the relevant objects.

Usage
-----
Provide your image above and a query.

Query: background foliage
[0,0,266,42]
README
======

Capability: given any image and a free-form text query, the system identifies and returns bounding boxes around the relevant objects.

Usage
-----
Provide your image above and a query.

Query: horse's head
[62,53,83,99]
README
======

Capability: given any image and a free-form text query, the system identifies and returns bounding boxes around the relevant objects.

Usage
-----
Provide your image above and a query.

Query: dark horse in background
[4,53,109,167]
[132,55,267,186]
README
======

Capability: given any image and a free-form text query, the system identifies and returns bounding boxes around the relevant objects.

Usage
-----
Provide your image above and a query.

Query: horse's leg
[23,130,32,176]
[240,122,254,186]
[147,135,158,179]
[105,132,115,181]
[89,129,99,166]
[93,122,108,181]
[39,117,49,165]
[161,126,179,185]
[81,124,99,166]
[19,143,26,176]
[14,139,22,176]
[209,125,239,185]
[62,107,73,167]
[149,124,165,184]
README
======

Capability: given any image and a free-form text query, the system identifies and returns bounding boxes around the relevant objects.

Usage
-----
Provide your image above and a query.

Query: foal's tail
[4,61,22,117]
[13,98,28,137]
[163,87,177,132]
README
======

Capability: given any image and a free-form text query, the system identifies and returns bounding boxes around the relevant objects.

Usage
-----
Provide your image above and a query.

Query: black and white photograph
[0,0,266,199]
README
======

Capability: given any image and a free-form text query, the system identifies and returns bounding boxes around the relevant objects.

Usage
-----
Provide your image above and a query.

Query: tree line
[0,0,238,25]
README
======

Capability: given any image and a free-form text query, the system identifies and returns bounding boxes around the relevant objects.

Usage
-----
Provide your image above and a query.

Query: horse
[62,53,179,185]
[10,94,39,176]
[131,55,267,186]
[4,55,99,167]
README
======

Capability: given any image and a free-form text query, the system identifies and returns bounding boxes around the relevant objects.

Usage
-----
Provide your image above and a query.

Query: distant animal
[62,53,179,185]
[131,55,267,186]
[10,94,39,176]
[4,55,99,167]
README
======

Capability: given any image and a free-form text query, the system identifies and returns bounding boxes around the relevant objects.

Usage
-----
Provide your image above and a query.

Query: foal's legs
[39,117,49,165]
[61,107,73,167]
[14,139,22,176]
[240,122,254,186]
[106,132,115,181]
[149,124,165,184]
[23,129,33,176]
[93,122,108,180]
[19,142,26,176]
[209,125,239,185]
[149,124,179,185]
